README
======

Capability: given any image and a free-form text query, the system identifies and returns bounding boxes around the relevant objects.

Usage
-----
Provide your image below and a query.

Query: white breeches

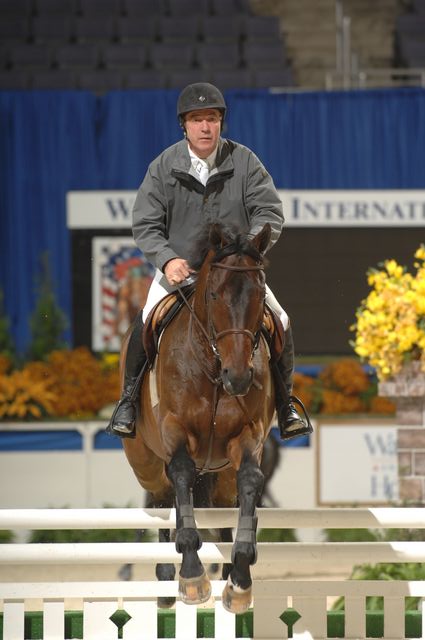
[143,268,290,331]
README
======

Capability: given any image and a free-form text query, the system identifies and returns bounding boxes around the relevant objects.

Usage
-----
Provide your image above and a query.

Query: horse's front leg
[222,451,264,614]
[166,444,212,604]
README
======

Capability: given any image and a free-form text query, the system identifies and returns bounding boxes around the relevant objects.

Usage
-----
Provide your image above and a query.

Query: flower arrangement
[0,347,120,420]
[293,358,395,416]
[351,246,425,381]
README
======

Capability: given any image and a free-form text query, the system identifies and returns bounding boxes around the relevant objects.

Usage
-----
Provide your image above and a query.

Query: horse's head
[201,223,270,396]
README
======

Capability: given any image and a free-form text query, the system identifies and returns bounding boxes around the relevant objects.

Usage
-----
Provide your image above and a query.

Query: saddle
[142,285,285,369]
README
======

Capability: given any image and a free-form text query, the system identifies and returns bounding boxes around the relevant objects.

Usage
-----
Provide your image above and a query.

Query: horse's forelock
[188,223,263,270]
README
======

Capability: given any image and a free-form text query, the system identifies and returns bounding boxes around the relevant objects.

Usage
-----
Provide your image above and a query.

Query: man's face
[184,108,222,159]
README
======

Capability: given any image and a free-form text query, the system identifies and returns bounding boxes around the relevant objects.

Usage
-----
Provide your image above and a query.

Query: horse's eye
[210,292,217,300]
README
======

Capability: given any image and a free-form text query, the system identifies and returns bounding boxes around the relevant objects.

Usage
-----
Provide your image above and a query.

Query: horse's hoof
[179,570,212,605]
[222,581,252,614]
[157,596,176,609]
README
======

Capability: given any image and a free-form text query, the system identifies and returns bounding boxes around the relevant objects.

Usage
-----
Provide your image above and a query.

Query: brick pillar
[378,362,425,504]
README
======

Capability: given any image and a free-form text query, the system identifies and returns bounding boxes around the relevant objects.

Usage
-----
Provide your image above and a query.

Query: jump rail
[1,508,425,640]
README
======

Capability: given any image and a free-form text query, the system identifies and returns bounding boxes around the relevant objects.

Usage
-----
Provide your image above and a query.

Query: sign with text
[317,423,398,505]
[280,190,425,226]
[67,190,425,228]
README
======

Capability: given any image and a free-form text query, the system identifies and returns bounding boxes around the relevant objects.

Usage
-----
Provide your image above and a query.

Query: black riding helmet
[177,82,227,130]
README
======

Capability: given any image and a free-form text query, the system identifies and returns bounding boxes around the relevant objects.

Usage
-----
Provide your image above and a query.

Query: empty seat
[158,16,200,42]
[74,15,116,41]
[0,15,30,41]
[117,16,158,42]
[35,0,77,15]
[101,43,147,68]
[399,37,425,66]
[211,68,253,89]
[242,41,286,69]
[78,68,123,92]
[78,0,122,15]
[167,68,211,89]
[196,41,240,69]
[125,69,167,88]
[55,43,99,68]
[200,15,242,42]
[167,0,210,15]
[31,15,74,42]
[0,45,8,68]
[31,68,77,88]
[253,67,293,88]
[396,13,425,34]
[0,0,32,15]
[242,15,281,41]
[413,0,425,12]
[210,0,241,15]
[0,69,30,88]
[123,0,166,16]
[149,42,194,69]
[9,43,52,68]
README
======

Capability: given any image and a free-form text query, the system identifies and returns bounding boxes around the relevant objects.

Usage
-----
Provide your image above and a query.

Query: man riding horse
[108,82,311,442]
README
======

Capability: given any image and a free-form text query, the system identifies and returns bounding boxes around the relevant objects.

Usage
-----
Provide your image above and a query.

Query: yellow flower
[351,246,425,380]
[414,245,425,261]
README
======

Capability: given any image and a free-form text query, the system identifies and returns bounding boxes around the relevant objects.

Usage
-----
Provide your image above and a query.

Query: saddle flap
[143,285,195,367]
[263,304,285,358]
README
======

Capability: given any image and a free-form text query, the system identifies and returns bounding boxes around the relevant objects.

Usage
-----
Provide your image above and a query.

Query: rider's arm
[132,165,179,272]
[244,151,284,252]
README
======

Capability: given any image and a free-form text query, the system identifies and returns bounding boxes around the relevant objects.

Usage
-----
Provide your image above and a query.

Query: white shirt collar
[187,144,218,170]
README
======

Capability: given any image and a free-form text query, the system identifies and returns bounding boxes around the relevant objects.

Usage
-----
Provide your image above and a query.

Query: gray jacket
[132,137,284,272]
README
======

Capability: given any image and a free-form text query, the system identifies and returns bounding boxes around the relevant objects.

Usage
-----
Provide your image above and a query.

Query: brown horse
[122,222,276,613]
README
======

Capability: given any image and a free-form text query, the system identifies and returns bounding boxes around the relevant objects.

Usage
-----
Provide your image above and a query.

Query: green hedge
[0,609,422,639]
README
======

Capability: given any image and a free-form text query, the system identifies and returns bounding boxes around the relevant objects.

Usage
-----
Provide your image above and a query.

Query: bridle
[176,257,265,378]
[175,254,266,474]
[206,261,265,364]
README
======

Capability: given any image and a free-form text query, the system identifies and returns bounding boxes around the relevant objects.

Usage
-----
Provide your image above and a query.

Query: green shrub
[0,530,14,543]
[28,253,69,361]
[327,527,425,611]
[257,528,297,542]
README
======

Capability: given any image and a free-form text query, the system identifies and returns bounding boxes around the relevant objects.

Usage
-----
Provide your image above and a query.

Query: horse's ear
[209,223,223,249]
[209,223,232,249]
[251,223,271,255]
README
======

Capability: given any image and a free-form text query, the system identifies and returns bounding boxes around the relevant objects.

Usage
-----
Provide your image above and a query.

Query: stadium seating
[0,0,295,93]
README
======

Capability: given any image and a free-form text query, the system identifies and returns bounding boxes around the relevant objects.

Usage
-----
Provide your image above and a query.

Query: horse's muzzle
[221,367,254,396]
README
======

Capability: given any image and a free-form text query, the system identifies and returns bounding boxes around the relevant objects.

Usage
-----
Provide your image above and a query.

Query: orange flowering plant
[293,358,395,416]
[0,347,120,420]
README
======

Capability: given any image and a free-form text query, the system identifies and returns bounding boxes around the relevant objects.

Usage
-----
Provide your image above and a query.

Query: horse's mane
[188,223,266,271]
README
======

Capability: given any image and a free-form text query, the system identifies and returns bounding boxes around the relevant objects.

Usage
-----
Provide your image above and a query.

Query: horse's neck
[192,260,211,325]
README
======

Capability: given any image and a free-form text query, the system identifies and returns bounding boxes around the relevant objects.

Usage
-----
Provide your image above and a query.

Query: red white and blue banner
[92,237,153,352]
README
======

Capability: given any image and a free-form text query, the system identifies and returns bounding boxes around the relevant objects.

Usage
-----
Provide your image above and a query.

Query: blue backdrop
[1,87,425,353]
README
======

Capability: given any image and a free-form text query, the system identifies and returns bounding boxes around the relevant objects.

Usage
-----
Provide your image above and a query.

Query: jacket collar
[171,138,234,178]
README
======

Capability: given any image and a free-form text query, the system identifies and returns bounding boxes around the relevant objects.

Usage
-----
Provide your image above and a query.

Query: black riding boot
[274,326,313,441]
[107,310,147,438]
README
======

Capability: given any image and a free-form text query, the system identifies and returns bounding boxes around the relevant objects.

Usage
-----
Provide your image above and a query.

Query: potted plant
[351,245,425,424]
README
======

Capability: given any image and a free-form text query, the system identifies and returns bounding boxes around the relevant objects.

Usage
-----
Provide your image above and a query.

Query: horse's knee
[237,461,264,500]
[166,446,196,486]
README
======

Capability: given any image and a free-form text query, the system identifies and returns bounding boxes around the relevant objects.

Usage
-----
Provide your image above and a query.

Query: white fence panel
[1,508,425,639]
